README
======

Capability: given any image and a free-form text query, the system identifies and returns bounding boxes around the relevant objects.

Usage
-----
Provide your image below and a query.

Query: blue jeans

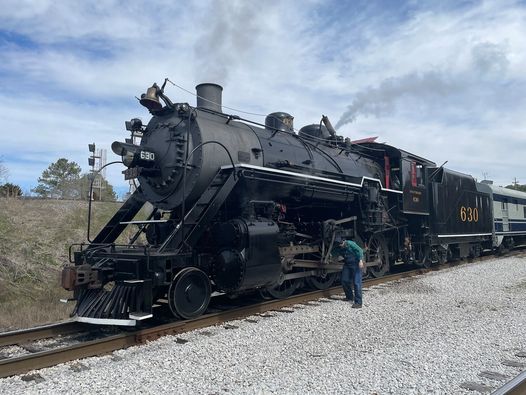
[342,257,362,305]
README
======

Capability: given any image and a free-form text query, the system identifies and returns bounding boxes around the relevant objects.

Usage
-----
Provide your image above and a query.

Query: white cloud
[0,0,525,193]
[0,94,138,189]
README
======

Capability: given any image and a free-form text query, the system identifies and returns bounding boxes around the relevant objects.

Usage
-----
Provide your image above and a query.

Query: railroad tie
[501,359,526,368]
[459,381,494,393]
[478,371,509,381]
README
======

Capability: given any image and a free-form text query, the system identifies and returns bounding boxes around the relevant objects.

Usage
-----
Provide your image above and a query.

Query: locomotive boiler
[61,80,494,325]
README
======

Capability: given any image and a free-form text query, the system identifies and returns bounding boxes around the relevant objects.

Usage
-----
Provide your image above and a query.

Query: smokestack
[196,83,223,113]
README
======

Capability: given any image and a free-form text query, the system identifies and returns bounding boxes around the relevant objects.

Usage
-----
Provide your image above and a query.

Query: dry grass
[0,198,149,331]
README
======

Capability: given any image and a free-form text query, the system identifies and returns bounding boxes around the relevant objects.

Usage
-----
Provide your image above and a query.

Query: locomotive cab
[399,151,434,215]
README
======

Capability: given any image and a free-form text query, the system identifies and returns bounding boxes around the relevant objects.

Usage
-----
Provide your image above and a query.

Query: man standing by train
[332,236,365,308]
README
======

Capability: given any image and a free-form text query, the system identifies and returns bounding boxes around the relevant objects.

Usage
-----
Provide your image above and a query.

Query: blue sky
[1,0,525,197]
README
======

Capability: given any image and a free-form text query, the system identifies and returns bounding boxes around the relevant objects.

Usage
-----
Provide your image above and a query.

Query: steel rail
[491,370,526,395]
[1,252,524,379]
[0,321,88,348]
[135,267,433,343]
[0,268,430,378]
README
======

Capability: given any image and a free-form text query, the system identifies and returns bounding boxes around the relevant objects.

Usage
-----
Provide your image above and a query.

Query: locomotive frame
[61,81,509,325]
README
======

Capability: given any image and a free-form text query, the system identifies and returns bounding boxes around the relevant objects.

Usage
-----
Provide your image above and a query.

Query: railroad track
[0,321,88,348]
[492,370,526,395]
[1,252,524,381]
[0,267,433,378]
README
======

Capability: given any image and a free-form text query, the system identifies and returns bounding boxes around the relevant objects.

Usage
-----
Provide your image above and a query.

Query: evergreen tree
[33,158,82,199]
[79,174,117,202]
[505,183,526,193]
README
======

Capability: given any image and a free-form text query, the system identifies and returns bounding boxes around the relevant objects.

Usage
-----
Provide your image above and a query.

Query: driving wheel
[366,234,390,278]
[306,272,337,290]
[264,277,300,299]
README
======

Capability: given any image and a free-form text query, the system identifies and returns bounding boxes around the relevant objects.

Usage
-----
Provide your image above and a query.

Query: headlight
[111,141,155,168]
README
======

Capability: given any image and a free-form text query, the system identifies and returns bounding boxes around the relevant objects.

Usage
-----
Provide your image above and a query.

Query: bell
[139,85,162,111]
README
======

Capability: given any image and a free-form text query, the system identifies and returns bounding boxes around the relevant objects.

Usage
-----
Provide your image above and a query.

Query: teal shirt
[332,240,364,261]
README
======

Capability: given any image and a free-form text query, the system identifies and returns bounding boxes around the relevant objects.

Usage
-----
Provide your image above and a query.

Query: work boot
[351,303,362,308]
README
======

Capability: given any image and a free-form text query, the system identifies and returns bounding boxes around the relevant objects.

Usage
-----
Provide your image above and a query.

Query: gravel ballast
[1,256,525,394]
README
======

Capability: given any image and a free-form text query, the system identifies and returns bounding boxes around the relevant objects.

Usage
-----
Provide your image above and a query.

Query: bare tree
[0,158,8,184]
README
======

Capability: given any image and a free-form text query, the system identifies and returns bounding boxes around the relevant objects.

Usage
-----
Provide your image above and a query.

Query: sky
[0,0,525,198]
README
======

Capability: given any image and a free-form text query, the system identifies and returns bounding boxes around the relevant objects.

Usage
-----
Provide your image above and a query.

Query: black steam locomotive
[61,80,493,325]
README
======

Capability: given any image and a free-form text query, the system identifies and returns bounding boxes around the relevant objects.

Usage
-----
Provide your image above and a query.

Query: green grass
[0,198,149,330]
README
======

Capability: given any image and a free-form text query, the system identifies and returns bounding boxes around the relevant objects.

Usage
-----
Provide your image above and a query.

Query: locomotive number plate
[140,151,155,161]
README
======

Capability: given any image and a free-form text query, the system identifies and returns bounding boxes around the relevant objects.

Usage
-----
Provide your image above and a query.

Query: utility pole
[88,143,107,200]
[126,136,140,196]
